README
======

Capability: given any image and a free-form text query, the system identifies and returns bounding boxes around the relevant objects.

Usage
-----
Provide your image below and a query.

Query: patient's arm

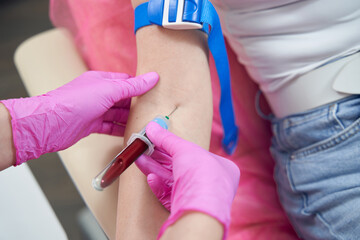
[161,212,224,240]
[115,1,213,239]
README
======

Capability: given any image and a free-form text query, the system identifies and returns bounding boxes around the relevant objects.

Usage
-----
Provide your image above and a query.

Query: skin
[115,0,216,239]
[0,1,222,237]
[160,212,224,240]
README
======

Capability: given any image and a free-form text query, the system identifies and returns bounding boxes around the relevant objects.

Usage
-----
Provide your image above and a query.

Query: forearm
[131,26,212,146]
[129,0,212,146]
[161,212,224,240]
[116,2,213,239]
[0,103,15,170]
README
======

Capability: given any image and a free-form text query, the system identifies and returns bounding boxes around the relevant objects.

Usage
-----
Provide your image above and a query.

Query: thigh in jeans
[272,96,360,240]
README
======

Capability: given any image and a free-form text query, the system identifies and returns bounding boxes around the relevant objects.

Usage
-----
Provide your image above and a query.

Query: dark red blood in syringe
[100,138,148,189]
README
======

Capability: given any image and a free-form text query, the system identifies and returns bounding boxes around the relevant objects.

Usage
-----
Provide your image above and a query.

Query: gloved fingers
[102,107,129,123]
[145,121,188,156]
[94,71,131,80]
[50,71,131,95]
[225,160,240,186]
[147,173,172,211]
[136,155,156,176]
[114,72,159,101]
[210,153,241,194]
[98,122,126,136]
[136,155,173,180]
[163,197,172,212]
[151,149,173,171]
[113,98,131,109]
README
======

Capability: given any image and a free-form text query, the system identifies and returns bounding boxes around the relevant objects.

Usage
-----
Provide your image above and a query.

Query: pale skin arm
[161,212,224,240]
[115,1,213,239]
[0,103,16,170]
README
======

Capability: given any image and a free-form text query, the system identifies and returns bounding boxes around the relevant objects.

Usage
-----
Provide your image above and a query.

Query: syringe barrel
[92,115,170,191]
[127,115,170,155]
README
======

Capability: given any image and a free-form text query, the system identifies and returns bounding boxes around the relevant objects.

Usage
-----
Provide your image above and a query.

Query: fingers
[113,98,131,109]
[103,108,129,123]
[115,72,159,99]
[212,153,241,192]
[101,108,129,136]
[225,160,241,189]
[99,122,125,136]
[151,150,173,171]
[135,155,158,176]
[93,71,131,79]
[147,173,172,211]
[145,122,186,156]
[135,155,172,180]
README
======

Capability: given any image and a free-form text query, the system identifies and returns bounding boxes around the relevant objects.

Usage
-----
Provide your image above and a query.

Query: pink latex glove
[136,122,240,240]
[1,71,159,165]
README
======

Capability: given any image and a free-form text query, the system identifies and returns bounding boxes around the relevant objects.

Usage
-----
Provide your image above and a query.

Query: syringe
[92,114,172,191]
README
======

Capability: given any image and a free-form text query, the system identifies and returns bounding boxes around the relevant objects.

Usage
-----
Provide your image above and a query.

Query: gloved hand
[1,71,159,165]
[136,122,240,240]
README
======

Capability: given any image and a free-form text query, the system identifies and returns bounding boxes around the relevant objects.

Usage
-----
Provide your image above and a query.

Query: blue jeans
[270,95,360,240]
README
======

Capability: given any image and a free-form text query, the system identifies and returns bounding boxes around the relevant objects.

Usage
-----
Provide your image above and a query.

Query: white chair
[13,28,122,239]
[0,164,67,240]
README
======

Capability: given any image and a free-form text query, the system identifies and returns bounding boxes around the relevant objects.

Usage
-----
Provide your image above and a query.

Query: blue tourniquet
[134,0,238,154]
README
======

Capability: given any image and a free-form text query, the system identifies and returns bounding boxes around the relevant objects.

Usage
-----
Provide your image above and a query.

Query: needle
[166,106,178,119]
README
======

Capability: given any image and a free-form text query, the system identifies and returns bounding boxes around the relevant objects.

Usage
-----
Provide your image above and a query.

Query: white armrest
[14,28,120,239]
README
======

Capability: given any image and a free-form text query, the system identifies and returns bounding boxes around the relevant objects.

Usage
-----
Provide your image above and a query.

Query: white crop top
[211,0,360,92]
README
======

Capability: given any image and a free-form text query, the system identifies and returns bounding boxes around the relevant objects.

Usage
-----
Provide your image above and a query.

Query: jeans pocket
[286,124,360,239]
[290,116,360,160]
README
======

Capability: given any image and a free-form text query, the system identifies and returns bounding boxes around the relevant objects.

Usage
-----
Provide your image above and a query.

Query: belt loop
[255,90,274,121]
[329,103,346,130]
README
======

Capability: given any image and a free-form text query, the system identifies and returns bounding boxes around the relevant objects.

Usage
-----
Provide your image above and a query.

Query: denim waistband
[270,95,360,152]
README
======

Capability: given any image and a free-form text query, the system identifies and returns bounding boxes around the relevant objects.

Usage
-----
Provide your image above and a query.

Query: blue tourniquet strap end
[134,3,152,33]
[222,126,239,155]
